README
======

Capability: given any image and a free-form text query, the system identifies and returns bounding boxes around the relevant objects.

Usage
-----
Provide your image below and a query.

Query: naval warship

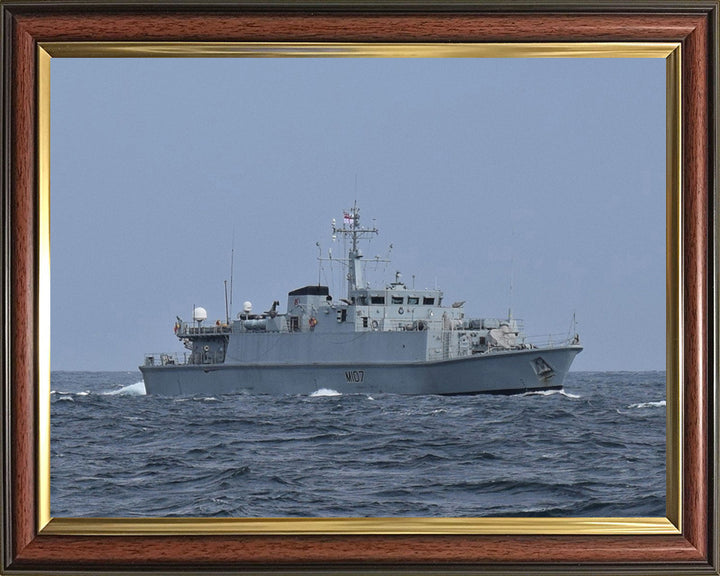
[140,205,582,396]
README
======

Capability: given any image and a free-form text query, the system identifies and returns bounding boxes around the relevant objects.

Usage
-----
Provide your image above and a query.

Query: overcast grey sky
[50,57,665,372]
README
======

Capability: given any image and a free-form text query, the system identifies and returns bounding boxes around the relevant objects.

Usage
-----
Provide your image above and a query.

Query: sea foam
[310,388,341,397]
[522,389,581,399]
[628,400,666,409]
[104,381,146,396]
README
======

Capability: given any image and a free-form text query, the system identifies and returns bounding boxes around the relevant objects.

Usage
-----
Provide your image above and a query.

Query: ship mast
[331,202,378,297]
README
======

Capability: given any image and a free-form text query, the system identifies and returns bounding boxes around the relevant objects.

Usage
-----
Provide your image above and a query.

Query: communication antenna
[229,227,235,320]
[569,311,579,341]
[224,280,229,324]
[508,225,516,321]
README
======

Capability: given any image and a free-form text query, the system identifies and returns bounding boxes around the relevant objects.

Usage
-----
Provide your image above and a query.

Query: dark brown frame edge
[0,1,717,574]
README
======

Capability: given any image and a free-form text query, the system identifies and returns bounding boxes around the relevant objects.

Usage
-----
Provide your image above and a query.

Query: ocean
[50,371,665,518]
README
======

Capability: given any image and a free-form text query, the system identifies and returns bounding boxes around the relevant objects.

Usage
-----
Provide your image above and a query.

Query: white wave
[522,389,581,399]
[104,381,146,396]
[56,396,74,402]
[310,388,341,397]
[522,390,555,397]
[628,400,666,409]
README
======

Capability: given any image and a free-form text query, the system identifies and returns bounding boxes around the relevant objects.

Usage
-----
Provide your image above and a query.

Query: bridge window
[371,296,385,304]
[391,296,403,305]
[423,297,435,305]
[407,296,419,305]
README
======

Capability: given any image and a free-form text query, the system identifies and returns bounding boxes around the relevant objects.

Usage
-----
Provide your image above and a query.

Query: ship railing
[176,323,232,337]
[464,318,526,331]
[144,352,188,367]
[521,332,580,349]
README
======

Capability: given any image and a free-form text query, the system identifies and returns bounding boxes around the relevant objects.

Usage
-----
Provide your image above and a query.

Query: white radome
[192,306,207,322]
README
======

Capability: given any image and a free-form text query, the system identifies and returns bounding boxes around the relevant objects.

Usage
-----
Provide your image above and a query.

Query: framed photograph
[1,1,717,574]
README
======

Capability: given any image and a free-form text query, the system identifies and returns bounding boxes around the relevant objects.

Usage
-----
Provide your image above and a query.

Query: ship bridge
[348,286,443,308]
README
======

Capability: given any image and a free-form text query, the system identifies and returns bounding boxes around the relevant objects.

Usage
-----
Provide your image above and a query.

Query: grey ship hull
[140,345,582,396]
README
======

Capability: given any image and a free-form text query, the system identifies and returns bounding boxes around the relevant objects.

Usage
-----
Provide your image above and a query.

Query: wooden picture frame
[1,1,717,573]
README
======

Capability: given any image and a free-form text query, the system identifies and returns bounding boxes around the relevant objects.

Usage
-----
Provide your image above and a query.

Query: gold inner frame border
[36,41,682,537]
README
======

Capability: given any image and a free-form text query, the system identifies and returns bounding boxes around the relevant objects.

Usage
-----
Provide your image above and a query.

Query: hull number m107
[345,370,365,383]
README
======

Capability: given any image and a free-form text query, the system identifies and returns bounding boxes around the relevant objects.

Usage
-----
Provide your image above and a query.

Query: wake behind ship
[140,205,582,396]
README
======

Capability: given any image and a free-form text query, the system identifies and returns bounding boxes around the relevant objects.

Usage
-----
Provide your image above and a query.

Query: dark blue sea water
[50,371,665,518]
